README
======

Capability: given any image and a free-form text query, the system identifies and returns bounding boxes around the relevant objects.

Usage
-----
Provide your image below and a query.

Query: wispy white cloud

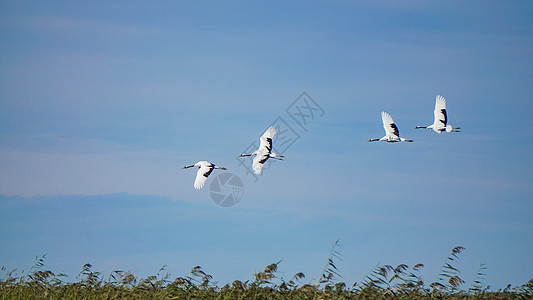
[0,142,182,197]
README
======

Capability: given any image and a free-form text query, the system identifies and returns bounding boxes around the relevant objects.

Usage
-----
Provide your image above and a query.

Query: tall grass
[1,245,532,299]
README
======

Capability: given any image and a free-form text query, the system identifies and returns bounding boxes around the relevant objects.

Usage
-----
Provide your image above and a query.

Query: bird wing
[259,126,277,153]
[252,151,270,175]
[434,95,447,127]
[381,111,399,138]
[194,164,214,189]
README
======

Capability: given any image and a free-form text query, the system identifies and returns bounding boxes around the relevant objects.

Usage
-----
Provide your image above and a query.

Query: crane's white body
[237,126,284,174]
[182,161,226,189]
[367,111,413,143]
[415,95,460,133]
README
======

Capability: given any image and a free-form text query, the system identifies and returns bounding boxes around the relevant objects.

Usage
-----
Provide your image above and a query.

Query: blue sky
[1,1,532,289]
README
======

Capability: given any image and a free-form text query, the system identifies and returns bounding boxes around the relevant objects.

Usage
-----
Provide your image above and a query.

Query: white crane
[237,126,284,175]
[367,111,413,143]
[414,95,461,133]
[181,161,226,189]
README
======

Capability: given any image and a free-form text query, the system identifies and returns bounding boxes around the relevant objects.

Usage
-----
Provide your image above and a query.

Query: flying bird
[237,126,284,175]
[367,111,413,143]
[181,161,226,189]
[414,95,461,133]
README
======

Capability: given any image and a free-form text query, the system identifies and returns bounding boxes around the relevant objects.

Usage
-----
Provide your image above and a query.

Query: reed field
[1,244,531,299]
